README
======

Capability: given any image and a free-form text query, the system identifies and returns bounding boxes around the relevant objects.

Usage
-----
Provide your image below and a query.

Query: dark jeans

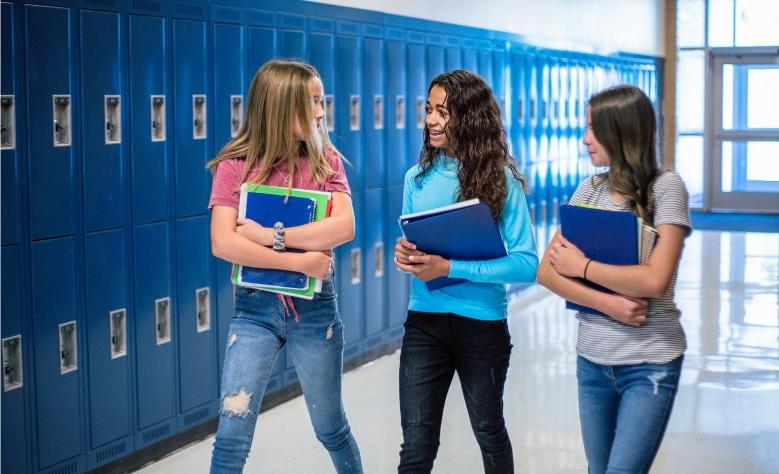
[398,310,514,474]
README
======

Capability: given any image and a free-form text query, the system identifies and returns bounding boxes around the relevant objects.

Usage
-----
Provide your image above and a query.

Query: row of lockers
[0,0,660,472]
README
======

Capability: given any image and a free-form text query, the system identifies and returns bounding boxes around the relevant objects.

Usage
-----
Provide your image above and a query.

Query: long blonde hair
[207,60,335,187]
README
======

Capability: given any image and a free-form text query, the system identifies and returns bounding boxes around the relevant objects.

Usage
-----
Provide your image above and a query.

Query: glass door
[707,48,779,212]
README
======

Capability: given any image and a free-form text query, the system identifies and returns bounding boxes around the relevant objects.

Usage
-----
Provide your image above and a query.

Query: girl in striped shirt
[537,84,691,474]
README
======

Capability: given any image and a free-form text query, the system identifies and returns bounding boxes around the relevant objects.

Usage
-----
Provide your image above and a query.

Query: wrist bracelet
[583,258,592,281]
[272,221,286,251]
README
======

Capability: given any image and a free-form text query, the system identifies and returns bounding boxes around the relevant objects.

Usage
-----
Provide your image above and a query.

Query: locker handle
[1,95,15,150]
[374,242,384,278]
[59,321,78,375]
[196,288,211,333]
[349,95,360,131]
[155,297,172,345]
[350,248,361,284]
[2,335,23,392]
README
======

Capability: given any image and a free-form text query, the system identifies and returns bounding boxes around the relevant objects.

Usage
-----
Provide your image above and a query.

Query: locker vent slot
[184,407,209,425]
[142,423,171,443]
[96,441,127,463]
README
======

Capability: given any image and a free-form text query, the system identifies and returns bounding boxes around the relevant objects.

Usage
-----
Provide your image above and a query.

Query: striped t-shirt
[568,171,691,365]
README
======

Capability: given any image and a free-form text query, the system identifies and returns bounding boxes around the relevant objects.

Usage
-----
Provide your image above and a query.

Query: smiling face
[292,76,326,141]
[425,85,450,149]
[583,107,610,167]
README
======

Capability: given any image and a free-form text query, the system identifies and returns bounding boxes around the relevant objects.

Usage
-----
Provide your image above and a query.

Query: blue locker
[31,237,84,471]
[133,222,176,448]
[364,187,386,341]
[492,46,507,129]
[212,21,243,375]
[173,19,209,218]
[84,230,132,468]
[406,33,425,173]
[25,5,74,240]
[426,34,445,85]
[385,33,407,187]
[2,245,29,474]
[1,2,19,246]
[334,24,363,189]
[386,185,408,330]
[445,36,462,70]
[279,13,307,59]
[477,45,493,89]
[338,191,364,358]
[510,50,527,171]
[362,30,385,189]
[462,39,478,73]
[175,216,216,426]
[309,21,335,88]
[129,15,169,225]
[80,10,124,233]
[246,19,276,86]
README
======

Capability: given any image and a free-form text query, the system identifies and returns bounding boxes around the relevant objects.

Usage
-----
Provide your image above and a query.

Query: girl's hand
[394,237,424,265]
[396,253,450,282]
[548,234,589,278]
[601,293,649,327]
[295,250,333,280]
[236,218,273,246]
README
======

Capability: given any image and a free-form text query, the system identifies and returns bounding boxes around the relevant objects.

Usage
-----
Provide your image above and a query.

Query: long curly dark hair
[415,70,527,220]
[589,84,660,225]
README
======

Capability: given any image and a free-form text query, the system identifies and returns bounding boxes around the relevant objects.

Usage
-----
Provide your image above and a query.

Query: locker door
[338,191,364,356]
[462,39,478,73]
[334,24,364,358]
[386,185,409,330]
[364,187,386,342]
[363,32,385,189]
[511,50,527,172]
[426,34,445,85]
[212,22,243,374]
[477,45,493,89]
[445,36,462,70]
[173,19,209,218]
[385,36,407,187]
[406,35,425,173]
[493,47,508,129]
[80,10,124,233]
[84,230,132,468]
[1,2,19,246]
[176,216,216,426]
[25,5,74,240]
[247,24,276,85]
[132,222,175,448]
[129,15,169,225]
[31,237,84,471]
[279,13,307,59]
[538,55,551,232]
[309,23,334,135]
[549,58,561,226]
[2,246,29,473]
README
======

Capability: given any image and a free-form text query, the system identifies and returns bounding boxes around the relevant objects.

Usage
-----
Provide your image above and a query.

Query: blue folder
[559,204,639,316]
[240,193,316,289]
[399,202,507,291]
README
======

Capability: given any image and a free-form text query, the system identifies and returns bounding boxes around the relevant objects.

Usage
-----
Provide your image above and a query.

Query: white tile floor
[137,230,779,473]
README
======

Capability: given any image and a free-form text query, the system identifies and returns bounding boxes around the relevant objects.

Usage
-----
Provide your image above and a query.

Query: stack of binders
[231,183,332,299]
[559,204,658,316]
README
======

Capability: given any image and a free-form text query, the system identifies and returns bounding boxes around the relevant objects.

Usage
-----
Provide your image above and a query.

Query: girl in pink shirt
[207,60,363,473]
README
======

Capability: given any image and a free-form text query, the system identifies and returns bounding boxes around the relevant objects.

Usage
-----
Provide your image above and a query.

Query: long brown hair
[416,70,526,221]
[207,60,335,187]
[589,84,660,225]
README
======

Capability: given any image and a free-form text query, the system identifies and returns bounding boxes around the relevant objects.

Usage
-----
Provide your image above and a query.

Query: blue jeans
[577,355,684,474]
[210,279,363,474]
[398,311,514,474]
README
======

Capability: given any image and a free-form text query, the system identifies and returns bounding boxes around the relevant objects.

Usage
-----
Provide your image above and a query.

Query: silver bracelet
[272,221,286,251]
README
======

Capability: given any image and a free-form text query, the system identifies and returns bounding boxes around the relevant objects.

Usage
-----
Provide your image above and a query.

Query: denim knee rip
[226,333,238,349]
[220,388,253,418]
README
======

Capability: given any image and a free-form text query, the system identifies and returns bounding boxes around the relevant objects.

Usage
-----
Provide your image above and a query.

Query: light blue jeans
[210,278,363,474]
[576,355,683,474]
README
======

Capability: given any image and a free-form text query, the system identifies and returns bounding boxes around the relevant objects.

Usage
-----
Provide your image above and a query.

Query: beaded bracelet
[272,221,286,251]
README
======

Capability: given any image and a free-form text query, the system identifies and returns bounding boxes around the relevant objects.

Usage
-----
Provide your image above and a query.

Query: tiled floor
[137,230,779,473]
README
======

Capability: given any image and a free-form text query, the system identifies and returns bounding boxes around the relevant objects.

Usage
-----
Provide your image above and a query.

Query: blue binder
[559,204,639,316]
[239,193,316,290]
[399,201,507,290]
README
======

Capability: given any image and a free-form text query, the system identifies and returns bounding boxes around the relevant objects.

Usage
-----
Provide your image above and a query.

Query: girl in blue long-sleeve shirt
[394,70,538,473]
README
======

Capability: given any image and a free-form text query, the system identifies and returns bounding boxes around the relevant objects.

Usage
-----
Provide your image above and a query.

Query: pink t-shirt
[208,147,351,210]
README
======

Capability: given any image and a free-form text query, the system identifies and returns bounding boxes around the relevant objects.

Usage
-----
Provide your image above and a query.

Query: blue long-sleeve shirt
[402,156,538,320]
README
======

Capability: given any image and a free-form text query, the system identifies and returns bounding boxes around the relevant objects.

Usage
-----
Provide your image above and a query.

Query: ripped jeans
[576,355,684,474]
[210,278,362,474]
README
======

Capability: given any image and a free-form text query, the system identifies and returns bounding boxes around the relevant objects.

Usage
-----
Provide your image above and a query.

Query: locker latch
[2,336,23,392]
[1,95,15,150]
[196,288,210,332]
